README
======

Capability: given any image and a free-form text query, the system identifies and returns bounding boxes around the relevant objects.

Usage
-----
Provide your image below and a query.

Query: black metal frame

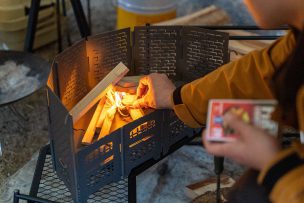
[12,134,197,203]
[24,0,91,52]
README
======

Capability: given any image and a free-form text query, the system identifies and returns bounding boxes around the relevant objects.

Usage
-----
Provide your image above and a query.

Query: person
[133,0,304,202]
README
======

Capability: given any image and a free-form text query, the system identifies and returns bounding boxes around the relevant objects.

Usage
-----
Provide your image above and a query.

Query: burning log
[81,76,148,145]
[96,90,115,128]
[121,94,145,120]
[98,106,117,139]
[70,62,129,124]
[95,100,111,128]
[81,98,105,145]
[129,108,145,120]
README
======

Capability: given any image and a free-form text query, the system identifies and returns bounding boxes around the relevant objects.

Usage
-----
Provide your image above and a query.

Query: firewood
[121,94,145,120]
[222,30,275,61]
[129,108,145,121]
[96,90,116,128]
[98,106,117,139]
[155,5,230,26]
[117,75,142,88]
[122,94,137,106]
[70,62,129,124]
[81,98,105,145]
[95,100,111,128]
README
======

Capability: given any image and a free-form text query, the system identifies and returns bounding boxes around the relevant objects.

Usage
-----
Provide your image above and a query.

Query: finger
[133,97,148,108]
[202,130,238,156]
[136,84,148,98]
[223,112,253,136]
[136,77,149,97]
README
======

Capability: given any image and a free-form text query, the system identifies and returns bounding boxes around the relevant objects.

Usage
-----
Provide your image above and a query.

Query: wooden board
[129,108,144,121]
[223,30,276,61]
[155,5,230,26]
[70,62,129,124]
[185,175,235,200]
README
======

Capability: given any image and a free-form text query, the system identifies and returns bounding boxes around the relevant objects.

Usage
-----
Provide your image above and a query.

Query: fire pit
[46,26,229,203]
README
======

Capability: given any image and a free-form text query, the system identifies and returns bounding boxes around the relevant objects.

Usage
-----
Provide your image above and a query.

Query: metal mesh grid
[37,153,128,203]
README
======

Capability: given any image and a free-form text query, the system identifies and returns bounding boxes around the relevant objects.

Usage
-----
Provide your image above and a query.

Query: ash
[0,61,40,96]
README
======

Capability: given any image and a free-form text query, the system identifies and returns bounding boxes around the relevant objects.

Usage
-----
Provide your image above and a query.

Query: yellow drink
[117,0,177,30]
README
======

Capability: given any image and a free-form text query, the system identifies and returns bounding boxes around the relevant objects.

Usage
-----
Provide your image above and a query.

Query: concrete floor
[0,0,252,202]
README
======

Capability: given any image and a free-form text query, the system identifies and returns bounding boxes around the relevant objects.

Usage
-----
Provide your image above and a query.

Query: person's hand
[133,73,176,109]
[203,112,281,171]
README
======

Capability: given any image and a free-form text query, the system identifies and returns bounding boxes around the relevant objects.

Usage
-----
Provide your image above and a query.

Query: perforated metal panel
[86,28,131,88]
[77,129,122,200]
[54,40,89,111]
[122,111,163,176]
[35,148,128,203]
[47,87,78,200]
[181,27,229,82]
[133,26,180,79]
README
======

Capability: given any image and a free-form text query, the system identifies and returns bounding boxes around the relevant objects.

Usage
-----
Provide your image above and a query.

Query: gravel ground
[0,89,49,195]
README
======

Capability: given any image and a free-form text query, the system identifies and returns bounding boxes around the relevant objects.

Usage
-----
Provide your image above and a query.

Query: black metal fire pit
[23,26,229,203]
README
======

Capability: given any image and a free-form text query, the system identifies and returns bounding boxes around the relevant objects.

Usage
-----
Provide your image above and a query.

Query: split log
[129,108,145,121]
[96,90,115,128]
[98,106,117,140]
[95,100,111,128]
[70,62,129,124]
[155,5,230,26]
[121,94,137,106]
[81,98,105,145]
[115,75,142,94]
[121,94,145,120]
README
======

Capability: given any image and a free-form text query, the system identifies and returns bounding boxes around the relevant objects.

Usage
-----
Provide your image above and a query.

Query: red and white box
[206,99,278,142]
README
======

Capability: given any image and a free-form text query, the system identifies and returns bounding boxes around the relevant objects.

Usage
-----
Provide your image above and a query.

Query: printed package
[206,99,278,142]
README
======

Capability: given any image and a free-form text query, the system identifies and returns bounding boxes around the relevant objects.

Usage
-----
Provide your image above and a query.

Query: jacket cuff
[172,85,202,128]
[258,143,304,193]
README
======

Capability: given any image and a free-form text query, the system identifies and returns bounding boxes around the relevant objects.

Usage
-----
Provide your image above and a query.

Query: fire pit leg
[128,173,137,203]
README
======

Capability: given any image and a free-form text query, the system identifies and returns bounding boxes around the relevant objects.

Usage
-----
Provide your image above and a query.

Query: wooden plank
[96,90,115,128]
[98,106,117,140]
[155,5,230,26]
[129,108,145,121]
[116,75,142,88]
[185,175,235,199]
[81,98,105,145]
[70,62,129,124]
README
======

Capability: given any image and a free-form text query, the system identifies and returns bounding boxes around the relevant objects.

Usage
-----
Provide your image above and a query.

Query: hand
[133,73,176,109]
[203,112,281,171]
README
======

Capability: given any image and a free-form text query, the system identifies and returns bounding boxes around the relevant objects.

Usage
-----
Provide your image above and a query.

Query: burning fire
[82,87,145,145]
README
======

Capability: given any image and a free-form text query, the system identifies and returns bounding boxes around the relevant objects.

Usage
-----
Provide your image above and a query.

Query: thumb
[136,77,149,97]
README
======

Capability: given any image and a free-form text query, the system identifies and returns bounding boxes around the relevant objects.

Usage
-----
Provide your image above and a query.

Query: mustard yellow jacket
[172,31,304,203]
